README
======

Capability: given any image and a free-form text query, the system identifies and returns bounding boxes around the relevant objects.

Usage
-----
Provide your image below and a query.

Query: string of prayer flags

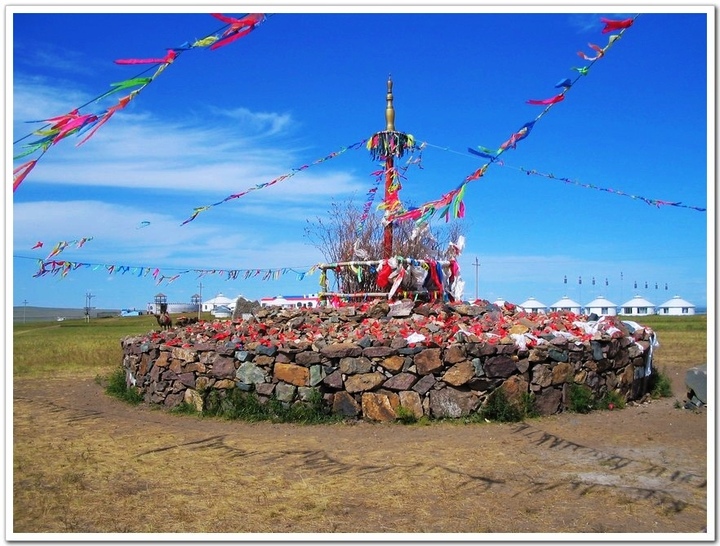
[181,140,366,225]
[209,13,266,50]
[40,237,94,260]
[13,13,267,191]
[386,14,638,227]
[516,166,706,212]
[26,254,314,286]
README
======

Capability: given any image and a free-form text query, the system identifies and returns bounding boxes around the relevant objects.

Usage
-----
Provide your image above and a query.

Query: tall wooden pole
[383,76,395,260]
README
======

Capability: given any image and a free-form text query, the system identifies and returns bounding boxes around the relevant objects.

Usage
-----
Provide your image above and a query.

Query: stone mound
[121,299,658,420]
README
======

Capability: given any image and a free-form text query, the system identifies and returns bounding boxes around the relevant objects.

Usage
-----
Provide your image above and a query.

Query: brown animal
[154,303,172,330]
[175,316,198,327]
[155,312,172,331]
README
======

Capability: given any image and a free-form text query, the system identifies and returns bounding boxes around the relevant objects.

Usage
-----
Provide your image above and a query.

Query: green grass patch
[598,389,626,410]
[202,387,340,424]
[104,367,144,405]
[480,389,537,422]
[648,367,674,399]
[12,313,215,379]
[395,405,418,424]
[568,384,596,413]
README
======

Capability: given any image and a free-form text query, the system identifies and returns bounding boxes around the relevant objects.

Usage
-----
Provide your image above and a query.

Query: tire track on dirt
[14,378,708,522]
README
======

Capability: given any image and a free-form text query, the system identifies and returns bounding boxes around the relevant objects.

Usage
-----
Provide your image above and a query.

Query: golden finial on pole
[385,75,395,132]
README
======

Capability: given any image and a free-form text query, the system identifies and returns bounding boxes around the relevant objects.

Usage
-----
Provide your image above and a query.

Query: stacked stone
[120,299,656,421]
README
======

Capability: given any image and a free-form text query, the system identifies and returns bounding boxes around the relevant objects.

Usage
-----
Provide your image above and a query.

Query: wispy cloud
[13,79,368,200]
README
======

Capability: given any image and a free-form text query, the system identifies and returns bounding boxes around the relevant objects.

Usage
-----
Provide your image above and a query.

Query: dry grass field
[11,313,711,538]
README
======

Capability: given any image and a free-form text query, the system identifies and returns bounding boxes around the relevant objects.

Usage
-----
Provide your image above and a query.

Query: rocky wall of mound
[120,299,657,421]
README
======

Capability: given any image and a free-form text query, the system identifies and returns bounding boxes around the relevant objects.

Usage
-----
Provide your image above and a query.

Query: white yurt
[549,296,582,314]
[657,295,696,316]
[202,293,235,312]
[620,295,656,316]
[584,296,618,316]
[519,297,547,314]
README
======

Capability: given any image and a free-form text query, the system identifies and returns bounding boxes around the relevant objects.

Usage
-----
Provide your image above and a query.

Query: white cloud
[13,78,370,201]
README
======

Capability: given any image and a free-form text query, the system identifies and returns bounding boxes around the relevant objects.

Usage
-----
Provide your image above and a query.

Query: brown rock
[210,356,236,379]
[412,374,436,396]
[415,348,443,374]
[320,342,362,359]
[345,372,385,393]
[295,351,322,366]
[273,363,310,387]
[332,391,361,416]
[367,301,390,318]
[171,346,197,362]
[322,369,343,389]
[213,379,235,389]
[399,391,424,419]
[508,324,529,335]
[382,355,405,372]
[501,375,529,404]
[551,362,574,385]
[466,342,497,357]
[169,359,183,374]
[253,355,274,366]
[255,382,275,396]
[535,387,562,415]
[442,361,475,387]
[443,344,466,364]
[184,361,206,373]
[429,388,479,418]
[183,388,203,411]
[528,348,548,362]
[382,372,418,391]
[195,376,215,391]
[484,355,517,378]
[339,356,373,374]
[163,392,183,408]
[155,352,171,368]
[361,393,396,422]
[362,346,396,358]
[532,364,553,388]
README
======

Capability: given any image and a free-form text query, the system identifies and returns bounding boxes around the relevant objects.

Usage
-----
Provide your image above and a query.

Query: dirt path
[12,377,709,535]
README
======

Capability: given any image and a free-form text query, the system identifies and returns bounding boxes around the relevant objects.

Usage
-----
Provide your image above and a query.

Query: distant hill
[13,306,123,323]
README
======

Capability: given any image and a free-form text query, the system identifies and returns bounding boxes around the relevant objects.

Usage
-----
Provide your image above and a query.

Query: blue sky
[9,6,713,312]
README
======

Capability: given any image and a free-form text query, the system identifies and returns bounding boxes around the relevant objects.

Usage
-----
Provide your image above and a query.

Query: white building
[260,294,320,309]
[657,295,696,316]
[202,293,236,312]
[585,296,618,316]
[519,297,547,314]
[620,295,656,316]
[549,296,582,314]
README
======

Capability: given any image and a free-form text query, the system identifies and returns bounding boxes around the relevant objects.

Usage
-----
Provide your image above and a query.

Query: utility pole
[473,257,480,302]
[85,291,94,323]
[198,281,203,320]
[23,299,28,324]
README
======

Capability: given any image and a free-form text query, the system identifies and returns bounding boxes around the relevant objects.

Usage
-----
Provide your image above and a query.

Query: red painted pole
[383,155,394,259]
